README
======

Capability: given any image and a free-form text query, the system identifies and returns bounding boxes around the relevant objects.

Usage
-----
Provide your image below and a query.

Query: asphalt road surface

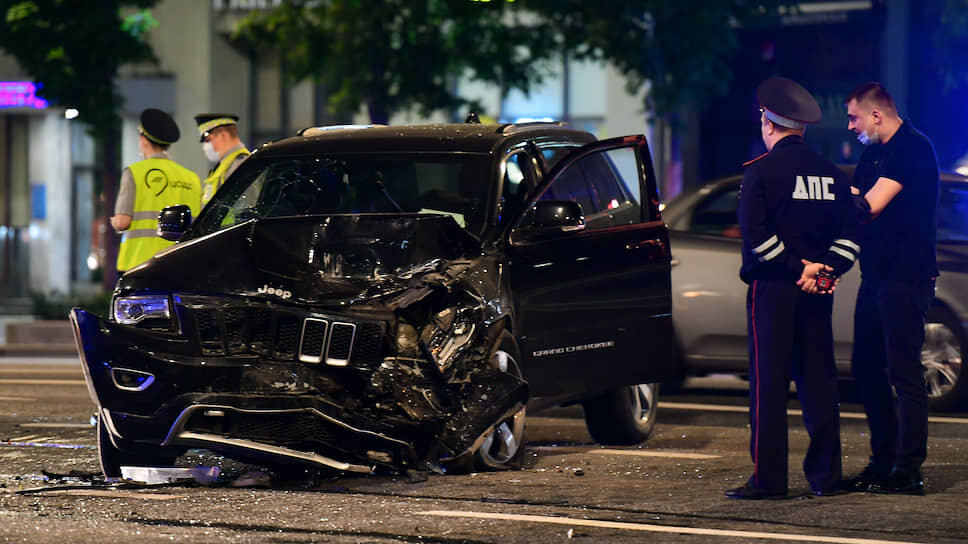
[2,356,968,543]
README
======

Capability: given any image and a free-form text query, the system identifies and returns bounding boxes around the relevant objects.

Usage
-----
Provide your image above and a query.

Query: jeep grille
[178,298,382,368]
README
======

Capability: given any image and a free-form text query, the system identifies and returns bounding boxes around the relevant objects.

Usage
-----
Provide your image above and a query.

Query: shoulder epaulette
[743,153,768,167]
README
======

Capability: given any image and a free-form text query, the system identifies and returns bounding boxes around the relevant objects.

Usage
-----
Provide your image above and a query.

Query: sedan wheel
[923,307,967,411]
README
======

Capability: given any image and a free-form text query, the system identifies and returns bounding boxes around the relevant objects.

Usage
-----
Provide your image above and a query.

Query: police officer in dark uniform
[726,77,861,499]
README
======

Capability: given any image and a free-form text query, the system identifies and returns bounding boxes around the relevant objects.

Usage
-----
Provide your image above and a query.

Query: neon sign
[0,81,49,109]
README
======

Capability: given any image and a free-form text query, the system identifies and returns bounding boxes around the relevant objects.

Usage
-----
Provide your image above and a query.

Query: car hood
[119,214,483,305]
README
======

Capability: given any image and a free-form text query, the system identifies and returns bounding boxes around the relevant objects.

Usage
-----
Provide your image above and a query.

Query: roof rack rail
[500,121,569,136]
[298,124,385,136]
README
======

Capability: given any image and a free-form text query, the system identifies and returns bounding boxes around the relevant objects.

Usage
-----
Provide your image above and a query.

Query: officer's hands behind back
[798,259,838,294]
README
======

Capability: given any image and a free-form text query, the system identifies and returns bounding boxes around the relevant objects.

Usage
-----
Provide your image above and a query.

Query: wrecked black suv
[71,121,676,477]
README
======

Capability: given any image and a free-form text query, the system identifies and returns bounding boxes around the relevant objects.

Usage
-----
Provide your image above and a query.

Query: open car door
[508,135,676,397]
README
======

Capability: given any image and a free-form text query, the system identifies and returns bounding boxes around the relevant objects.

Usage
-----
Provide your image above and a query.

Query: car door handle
[625,239,664,251]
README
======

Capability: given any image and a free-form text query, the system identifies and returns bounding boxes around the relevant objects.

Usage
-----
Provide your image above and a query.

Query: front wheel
[923,307,967,411]
[443,331,527,473]
[582,383,659,445]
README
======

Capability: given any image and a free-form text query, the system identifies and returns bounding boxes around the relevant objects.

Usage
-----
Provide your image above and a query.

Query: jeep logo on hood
[258,284,292,299]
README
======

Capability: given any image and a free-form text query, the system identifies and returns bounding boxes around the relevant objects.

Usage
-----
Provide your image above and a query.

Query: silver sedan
[662,169,968,411]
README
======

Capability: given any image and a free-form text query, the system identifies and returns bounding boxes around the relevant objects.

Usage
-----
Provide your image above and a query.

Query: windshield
[192,154,492,237]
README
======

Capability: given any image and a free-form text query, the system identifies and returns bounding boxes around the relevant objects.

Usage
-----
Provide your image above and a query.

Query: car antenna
[465,112,481,124]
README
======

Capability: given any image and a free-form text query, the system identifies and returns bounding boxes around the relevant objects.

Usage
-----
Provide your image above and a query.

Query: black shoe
[844,463,890,492]
[725,484,787,500]
[868,468,924,496]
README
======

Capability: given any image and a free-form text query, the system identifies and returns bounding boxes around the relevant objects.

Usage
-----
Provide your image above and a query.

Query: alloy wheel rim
[922,322,962,399]
[634,383,657,424]
[479,349,526,465]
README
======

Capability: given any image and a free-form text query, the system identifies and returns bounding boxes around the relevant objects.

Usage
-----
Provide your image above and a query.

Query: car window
[538,146,643,231]
[687,187,741,238]
[192,154,492,237]
[500,150,536,225]
[540,147,575,171]
[938,183,968,243]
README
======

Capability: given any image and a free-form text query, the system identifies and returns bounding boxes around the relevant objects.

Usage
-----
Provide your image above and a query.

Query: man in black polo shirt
[844,82,939,495]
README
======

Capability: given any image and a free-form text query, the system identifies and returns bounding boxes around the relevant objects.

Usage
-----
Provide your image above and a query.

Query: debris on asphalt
[230,469,271,488]
[120,466,220,485]
[41,469,102,483]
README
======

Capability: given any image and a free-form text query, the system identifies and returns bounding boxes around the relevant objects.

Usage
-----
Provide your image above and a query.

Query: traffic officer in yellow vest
[111,108,202,273]
[195,113,251,205]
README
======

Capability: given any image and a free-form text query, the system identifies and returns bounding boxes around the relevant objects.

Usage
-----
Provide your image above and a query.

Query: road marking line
[1,441,95,450]
[417,510,929,544]
[0,379,86,386]
[531,446,720,460]
[34,489,179,500]
[661,402,968,424]
[592,449,721,459]
[19,423,92,429]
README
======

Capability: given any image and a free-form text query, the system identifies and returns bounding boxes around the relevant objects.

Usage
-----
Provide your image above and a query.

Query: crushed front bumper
[71,305,527,472]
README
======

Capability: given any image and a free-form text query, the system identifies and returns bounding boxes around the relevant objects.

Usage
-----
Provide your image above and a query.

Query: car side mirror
[158,205,192,241]
[526,200,586,234]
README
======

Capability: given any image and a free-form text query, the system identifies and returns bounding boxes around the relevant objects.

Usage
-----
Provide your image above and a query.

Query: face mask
[856,127,880,146]
[202,141,220,163]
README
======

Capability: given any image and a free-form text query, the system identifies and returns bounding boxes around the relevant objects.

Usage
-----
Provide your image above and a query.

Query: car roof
[249,122,598,158]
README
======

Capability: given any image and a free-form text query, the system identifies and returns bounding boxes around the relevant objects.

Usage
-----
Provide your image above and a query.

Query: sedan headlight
[113,295,172,327]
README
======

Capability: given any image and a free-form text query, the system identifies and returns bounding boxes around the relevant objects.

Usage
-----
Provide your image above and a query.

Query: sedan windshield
[192,154,492,237]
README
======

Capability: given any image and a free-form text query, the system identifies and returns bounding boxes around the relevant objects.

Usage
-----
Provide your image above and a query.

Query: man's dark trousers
[852,279,934,474]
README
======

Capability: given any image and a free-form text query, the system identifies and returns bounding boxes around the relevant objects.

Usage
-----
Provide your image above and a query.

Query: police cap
[139,108,180,145]
[195,113,239,142]
[756,77,821,130]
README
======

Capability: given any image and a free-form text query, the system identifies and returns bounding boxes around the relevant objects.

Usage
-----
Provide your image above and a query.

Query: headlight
[113,295,171,326]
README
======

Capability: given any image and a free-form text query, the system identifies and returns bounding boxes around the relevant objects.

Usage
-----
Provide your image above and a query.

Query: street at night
[2,356,968,543]
[3,1,968,543]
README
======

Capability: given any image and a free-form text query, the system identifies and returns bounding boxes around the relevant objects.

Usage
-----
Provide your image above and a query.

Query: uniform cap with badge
[757,77,822,130]
[195,113,240,142]
[139,108,180,146]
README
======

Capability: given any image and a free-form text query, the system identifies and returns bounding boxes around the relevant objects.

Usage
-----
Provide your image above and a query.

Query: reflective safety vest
[201,147,250,205]
[117,158,202,271]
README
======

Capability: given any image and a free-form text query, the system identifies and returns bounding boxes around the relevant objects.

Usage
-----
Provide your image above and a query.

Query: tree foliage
[235,0,559,124]
[0,0,159,139]
[526,1,787,115]
[935,0,968,92]
[236,0,790,123]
